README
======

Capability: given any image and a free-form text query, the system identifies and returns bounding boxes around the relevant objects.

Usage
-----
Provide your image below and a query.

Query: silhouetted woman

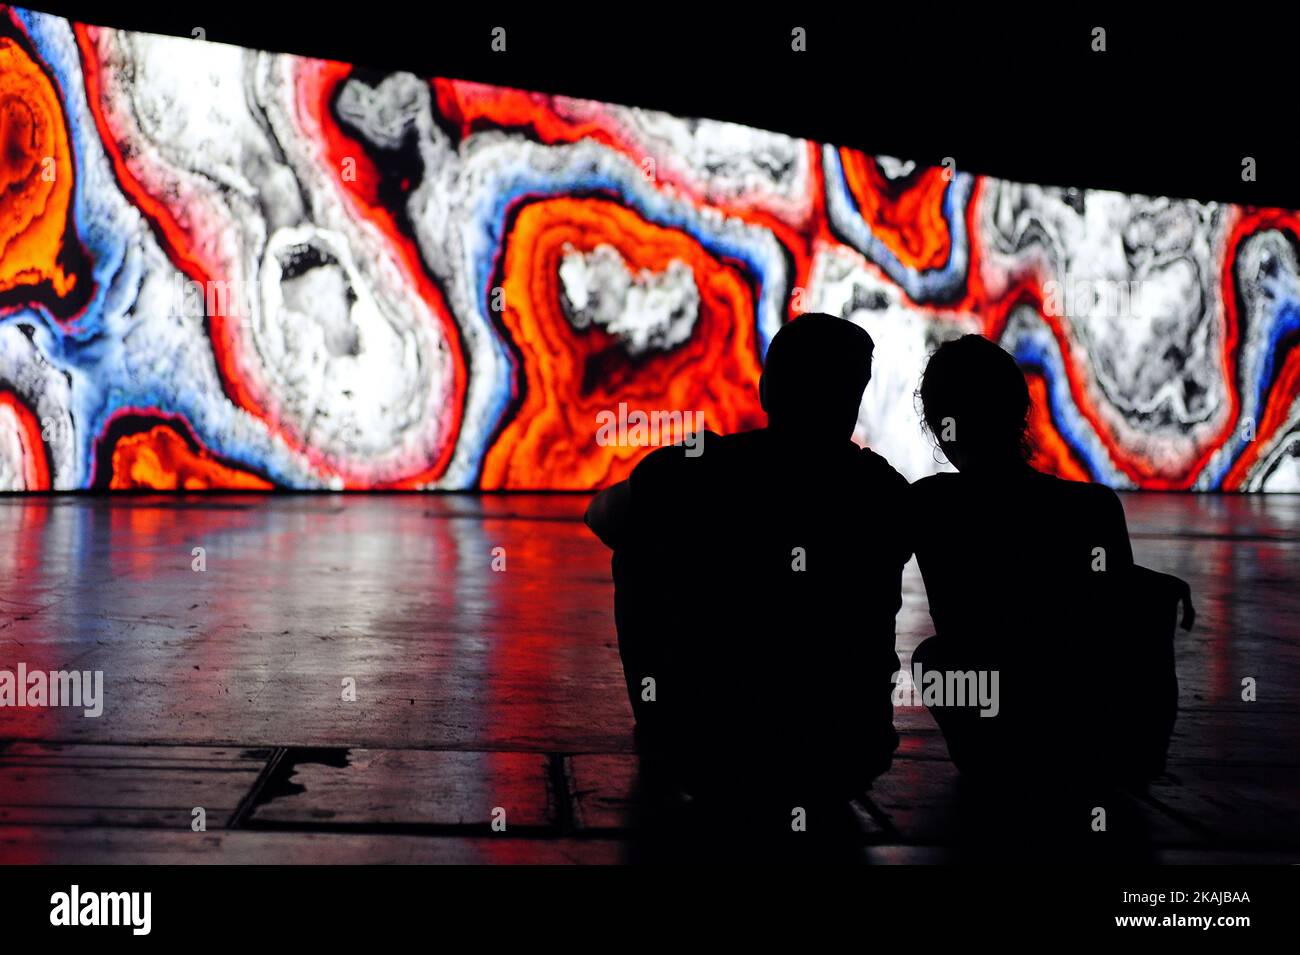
[910,335,1192,787]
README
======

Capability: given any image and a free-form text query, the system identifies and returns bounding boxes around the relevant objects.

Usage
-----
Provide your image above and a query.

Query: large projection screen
[1,7,1297,491]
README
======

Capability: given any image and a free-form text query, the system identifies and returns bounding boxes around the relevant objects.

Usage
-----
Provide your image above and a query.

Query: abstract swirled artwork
[2,7,1298,491]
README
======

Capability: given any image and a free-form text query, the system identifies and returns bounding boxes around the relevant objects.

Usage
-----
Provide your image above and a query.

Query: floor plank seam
[0,763,267,774]
[855,795,904,839]
[548,753,576,835]
[227,747,289,830]
[1133,789,1222,844]
[239,821,588,839]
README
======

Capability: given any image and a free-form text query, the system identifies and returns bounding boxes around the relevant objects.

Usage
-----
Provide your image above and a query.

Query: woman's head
[918,335,1031,472]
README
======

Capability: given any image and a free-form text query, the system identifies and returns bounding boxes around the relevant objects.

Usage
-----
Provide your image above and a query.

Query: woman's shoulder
[909,471,961,496]
[1035,471,1122,505]
[906,473,962,531]
[909,469,1120,505]
[852,445,908,487]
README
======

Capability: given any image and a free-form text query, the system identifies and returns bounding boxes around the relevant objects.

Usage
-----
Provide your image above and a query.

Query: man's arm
[584,479,632,549]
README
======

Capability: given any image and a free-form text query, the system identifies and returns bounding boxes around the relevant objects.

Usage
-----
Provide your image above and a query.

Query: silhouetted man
[585,314,909,809]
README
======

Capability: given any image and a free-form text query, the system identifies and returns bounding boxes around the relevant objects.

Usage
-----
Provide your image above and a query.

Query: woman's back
[909,335,1186,784]
[911,468,1134,647]
[909,467,1152,782]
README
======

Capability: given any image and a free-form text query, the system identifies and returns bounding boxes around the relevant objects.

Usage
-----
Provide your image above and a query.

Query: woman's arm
[1100,486,1136,570]
[1107,487,1195,629]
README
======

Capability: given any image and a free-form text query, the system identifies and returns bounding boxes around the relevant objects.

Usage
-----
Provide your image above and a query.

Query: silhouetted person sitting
[910,335,1193,789]
[586,314,910,820]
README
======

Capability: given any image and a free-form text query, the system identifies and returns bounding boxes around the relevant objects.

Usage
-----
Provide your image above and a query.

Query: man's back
[612,428,910,800]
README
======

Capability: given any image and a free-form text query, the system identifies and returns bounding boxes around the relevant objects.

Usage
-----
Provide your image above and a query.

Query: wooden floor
[0,493,1296,863]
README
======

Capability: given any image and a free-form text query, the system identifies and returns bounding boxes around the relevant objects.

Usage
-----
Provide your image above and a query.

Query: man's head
[759,313,874,441]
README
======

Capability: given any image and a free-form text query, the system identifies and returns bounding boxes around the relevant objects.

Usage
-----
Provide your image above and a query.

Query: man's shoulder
[629,430,727,482]
[852,445,909,493]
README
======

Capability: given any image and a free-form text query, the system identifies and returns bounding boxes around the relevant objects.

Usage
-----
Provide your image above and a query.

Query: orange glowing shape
[0,36,79,303]
[0,390,50,490]
[481,197,766,489]
[1025,373,1090,482]
[838,148,953,274]
[109,425,273,490]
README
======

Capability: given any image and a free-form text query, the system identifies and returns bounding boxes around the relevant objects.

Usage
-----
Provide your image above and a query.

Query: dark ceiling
[26,4,1297,210]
